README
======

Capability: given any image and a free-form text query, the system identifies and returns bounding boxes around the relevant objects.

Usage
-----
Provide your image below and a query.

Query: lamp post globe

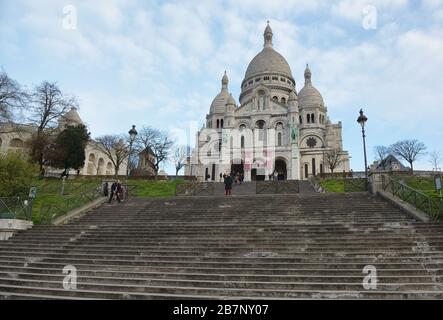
[129,125,138,142]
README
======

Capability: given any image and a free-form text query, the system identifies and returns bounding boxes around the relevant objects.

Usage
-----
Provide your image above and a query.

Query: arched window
[220,119,224,128]
[307,114,310,124]
[97,158,105,175]
[9,138,24,148]
[281,97,286,104]
[273,96,278,101]
[312,158,316,176]
[304,163,309,178]
[216,119,219,128]
[311,113,315,123]
[256,120,265,129]
[256,120,266,142]
[277,132,282,146]
[106,162,113,175]
[239,124,246,131]
[299,116,302,124]
[241,135,245,148]
[87,154,96,175]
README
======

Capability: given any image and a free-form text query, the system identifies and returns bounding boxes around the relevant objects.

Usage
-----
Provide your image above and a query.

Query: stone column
[291,145,300,180]
[244,169,251,182]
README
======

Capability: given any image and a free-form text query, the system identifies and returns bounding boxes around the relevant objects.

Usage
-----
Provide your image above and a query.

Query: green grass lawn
[318,179,345,192]
[394,176,443,219]
[395,176,441,197]
[129,179,185,197]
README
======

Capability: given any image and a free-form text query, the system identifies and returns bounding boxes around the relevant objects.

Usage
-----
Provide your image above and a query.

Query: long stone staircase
[1,192,443,299]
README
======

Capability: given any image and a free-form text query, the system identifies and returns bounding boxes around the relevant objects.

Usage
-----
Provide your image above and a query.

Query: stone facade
[185,22,350,181]
[0,107,127,177]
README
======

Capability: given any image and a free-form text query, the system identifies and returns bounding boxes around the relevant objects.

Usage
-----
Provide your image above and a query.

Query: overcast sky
[1,0,442,173]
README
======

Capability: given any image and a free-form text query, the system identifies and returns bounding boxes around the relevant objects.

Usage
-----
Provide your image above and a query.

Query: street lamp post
[357,109,368,189]
[126,125,138,183]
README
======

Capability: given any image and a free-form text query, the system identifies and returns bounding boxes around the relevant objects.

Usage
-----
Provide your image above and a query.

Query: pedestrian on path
[109,181,117,203]
[224,174,233,196]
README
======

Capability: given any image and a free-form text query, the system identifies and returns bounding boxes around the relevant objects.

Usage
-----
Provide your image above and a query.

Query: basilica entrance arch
[274,158,287,180]
[231,159,244,176]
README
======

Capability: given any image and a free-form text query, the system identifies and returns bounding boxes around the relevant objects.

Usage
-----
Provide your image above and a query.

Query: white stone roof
[210,71,231,114]
[60,107,83,126]
[298,65,324,107]
[245,48,293,80]
[244,23,293,80]
[226,94,236,106]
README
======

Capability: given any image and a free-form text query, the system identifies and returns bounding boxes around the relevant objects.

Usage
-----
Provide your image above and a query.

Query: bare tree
[173,145,189,177]
[25,81,78,174]
[0,69,27,132]
[374,145,390,170]
[28,81,77,133]
[95,135,129,178]
[429,151,442,171]
[134,126,173,178]
[390,139,427,173]
[324,149,343,173]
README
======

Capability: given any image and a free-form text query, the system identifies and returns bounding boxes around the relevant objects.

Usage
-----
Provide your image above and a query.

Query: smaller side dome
[209,71,231,114]
[59,107,83,128]
[226,94,236,106]
[298,64,324,108]
[288,91,297,102]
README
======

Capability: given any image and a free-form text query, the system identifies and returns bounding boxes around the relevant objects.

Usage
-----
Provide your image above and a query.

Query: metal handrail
[381,174,437,219]
[39,185,104,224]
[0,197,33,220]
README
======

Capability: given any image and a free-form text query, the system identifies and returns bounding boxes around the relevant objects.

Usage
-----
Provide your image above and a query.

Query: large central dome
[245,48,293,79]
[244,22,293,80]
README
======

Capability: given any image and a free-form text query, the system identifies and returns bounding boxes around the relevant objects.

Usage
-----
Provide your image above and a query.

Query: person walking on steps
[109,181,117,203]
[224,174,233,196]
[115,180,123,203]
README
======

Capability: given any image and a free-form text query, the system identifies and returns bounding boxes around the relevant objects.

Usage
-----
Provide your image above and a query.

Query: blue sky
[1,0,443,174]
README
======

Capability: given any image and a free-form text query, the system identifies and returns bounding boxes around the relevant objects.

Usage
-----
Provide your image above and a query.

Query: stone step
[1,259,439,275]
[1,273,441,289]
[1,278,443,298]
[1,265,440,278]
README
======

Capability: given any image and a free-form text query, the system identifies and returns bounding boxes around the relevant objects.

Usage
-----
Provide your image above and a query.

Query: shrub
[0,151,39,197]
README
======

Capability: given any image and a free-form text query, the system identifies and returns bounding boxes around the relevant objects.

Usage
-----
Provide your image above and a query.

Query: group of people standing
[221,172,244,196]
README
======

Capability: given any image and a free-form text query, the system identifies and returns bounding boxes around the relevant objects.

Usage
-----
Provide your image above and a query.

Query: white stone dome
[59,107,83,127]
[210,90,230,114]
[226,94,236,106]
[298,85,324,106]
[245,48,293,80]
[298,65,324,107]
[210,71,231,114]
[244,22,293,80]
